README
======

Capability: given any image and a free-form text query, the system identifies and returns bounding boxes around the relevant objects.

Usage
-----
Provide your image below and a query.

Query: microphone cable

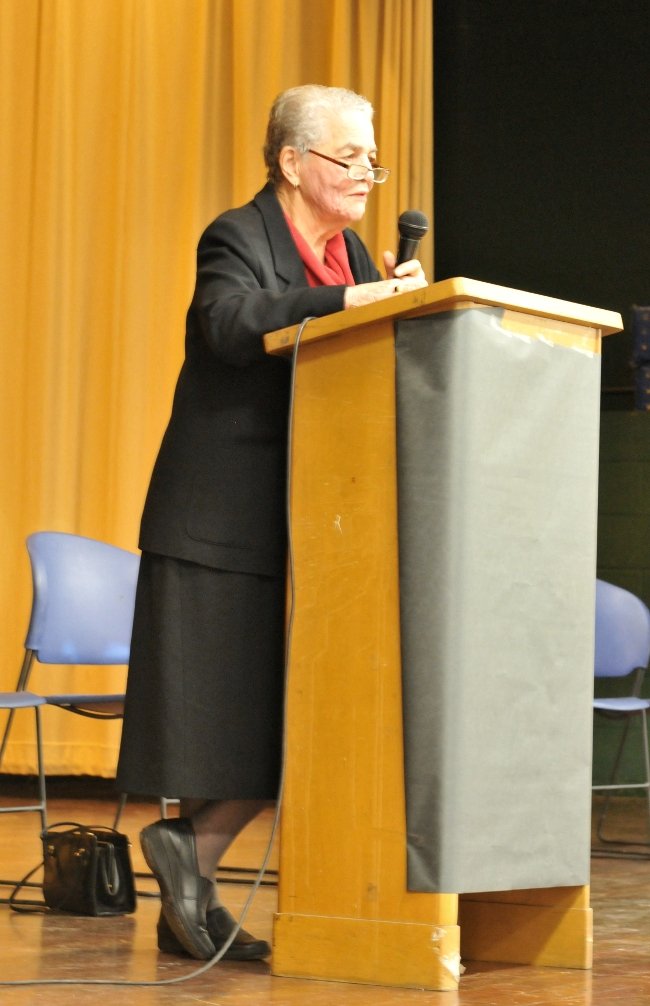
[0,315,315,990]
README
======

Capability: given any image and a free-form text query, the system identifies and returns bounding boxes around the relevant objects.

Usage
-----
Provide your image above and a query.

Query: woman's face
[297,109,378,229]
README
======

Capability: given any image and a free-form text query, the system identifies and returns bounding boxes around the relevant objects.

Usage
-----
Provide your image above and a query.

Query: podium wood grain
[272,318,460,989]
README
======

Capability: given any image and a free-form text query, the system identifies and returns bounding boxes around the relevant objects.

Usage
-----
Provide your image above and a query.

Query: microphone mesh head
[398,210,429,239]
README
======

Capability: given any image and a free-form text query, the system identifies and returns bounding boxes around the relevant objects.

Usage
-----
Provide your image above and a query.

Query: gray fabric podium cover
[395,306,601,893]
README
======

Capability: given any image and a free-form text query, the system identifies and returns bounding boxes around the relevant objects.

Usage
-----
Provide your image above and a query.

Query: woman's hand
[382,250,427,285]
[343,251,427,309]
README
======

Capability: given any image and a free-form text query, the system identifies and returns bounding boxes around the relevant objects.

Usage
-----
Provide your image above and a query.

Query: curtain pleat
[0,0,432,776]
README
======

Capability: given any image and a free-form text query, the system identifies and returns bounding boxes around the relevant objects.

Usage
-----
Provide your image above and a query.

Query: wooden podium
[264,278,622,991]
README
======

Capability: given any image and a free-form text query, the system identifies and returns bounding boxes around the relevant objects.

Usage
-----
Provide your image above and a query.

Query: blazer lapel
[253,184,309,289]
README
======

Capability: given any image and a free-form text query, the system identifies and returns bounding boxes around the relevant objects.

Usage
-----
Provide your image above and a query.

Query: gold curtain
[0,0,432,776]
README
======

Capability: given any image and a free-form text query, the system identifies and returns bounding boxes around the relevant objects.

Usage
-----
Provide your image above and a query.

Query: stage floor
[0,791,649,1004]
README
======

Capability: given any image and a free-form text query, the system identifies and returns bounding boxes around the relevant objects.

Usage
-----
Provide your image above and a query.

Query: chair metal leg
[0,651,36,769]
[596,713,634,841]
[112,792,128,830]
[596,711,650,845]
[641,709,650,839]
[0,705,47,906]
[113,794,178,830]
[34,705,48,834]
[0,706,47,831]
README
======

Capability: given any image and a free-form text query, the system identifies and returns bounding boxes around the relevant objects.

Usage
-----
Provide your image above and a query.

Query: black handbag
[40,821,136,916]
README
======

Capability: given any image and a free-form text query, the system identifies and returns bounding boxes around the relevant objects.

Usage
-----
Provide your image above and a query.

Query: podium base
[272,912,461,991]
[458,885,593,969]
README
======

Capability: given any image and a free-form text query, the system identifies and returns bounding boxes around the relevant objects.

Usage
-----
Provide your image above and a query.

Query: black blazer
[139,183,382,575]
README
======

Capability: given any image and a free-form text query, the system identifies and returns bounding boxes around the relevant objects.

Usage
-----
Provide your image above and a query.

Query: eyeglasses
[307,149,390,184]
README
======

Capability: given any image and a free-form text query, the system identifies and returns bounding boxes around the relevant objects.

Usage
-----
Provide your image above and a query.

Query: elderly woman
[116,84,427,961]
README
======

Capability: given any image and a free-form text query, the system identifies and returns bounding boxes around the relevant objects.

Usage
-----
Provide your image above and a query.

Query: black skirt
[116,552,285,800]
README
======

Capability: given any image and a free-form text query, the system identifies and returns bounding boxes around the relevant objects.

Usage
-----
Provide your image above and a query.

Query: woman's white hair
[263,84,374,187]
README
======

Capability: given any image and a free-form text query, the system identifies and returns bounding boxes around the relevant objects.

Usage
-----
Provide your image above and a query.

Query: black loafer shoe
[140,817,215,960]
[157,904,271,961]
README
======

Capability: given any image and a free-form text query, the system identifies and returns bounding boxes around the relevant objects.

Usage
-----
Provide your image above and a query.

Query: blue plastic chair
[8,531,138,710]
[0,531,180,832]
[592,578,650,842]
[0,532,139,820]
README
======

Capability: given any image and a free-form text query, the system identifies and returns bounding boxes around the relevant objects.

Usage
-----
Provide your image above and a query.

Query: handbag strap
[42,821,126,839]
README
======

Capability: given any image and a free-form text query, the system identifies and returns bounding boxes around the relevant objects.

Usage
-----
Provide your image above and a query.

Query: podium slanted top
[263,276,622,356]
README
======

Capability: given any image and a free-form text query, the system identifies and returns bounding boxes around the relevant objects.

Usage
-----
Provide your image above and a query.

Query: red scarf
[284,214,355,287]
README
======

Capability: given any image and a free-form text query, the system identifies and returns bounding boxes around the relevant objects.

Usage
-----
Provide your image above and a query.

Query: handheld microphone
[396,210,429,266]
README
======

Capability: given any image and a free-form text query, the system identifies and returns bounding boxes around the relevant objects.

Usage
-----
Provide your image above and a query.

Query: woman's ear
[278,146,301,188]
